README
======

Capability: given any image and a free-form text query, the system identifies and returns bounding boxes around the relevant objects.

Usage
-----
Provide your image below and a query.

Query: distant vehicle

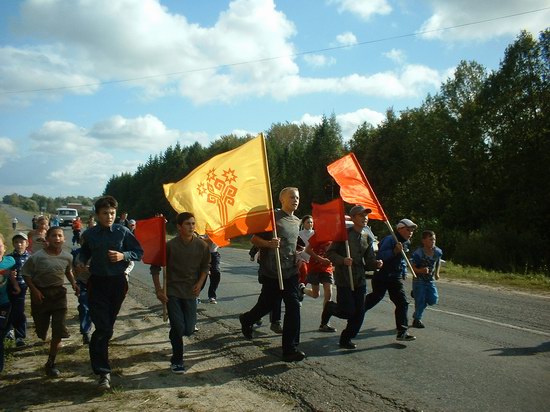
[56,207,79,227]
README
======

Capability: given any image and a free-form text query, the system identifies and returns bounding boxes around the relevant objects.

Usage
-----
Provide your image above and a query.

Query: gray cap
[396,218,417,229]
[12,232,28,241]
[349,205,372,217]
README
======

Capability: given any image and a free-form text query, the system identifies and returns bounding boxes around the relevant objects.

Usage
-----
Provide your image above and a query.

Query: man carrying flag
[323,205,383,350]
[239,187,305,362]
[150,212,210,374]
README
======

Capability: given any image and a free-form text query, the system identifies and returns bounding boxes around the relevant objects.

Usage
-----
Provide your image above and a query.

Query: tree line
[6,30,547,274]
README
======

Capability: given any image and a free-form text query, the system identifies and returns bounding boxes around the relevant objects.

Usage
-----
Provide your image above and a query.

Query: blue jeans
[412,280,439,321]
[322,284,366,343]
[77,280,92,335]
[167,296,197,365]
[88,275,127,375]
[8,285,27,339]
[240,275,301,355]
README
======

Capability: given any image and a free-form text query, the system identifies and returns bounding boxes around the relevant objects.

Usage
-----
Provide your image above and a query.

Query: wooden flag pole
[260,133,284,290]
[162,266,168,322]
[344,240,355,291]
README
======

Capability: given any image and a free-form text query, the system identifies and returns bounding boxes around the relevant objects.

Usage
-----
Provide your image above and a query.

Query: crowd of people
[0,190,443,390]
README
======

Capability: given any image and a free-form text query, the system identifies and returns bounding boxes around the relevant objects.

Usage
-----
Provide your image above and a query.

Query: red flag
[327,153,388,221]
[134,217,166,266]
[311,198,347,243]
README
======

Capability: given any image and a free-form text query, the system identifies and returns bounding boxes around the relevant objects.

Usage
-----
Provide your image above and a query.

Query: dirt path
[1,286,301,411]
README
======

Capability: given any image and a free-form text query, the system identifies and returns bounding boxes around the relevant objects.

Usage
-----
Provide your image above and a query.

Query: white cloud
[335,32,358,46]
[419,0,550,41]
[0,137,17,167]
[328,0,392,20]
[296,107,385,140]
[303,54,336,67]
[383,48,406,64]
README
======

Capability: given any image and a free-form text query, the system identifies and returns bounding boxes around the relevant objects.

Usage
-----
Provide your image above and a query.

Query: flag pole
[259,133,284,290]
[162,266,168,322]
[344,241,355,291]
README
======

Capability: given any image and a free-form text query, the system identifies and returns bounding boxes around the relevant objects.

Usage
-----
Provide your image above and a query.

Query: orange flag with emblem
[327,153,388,221]
[163,134,273,246]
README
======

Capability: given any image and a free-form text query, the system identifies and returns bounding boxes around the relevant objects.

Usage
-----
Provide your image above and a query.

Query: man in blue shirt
[77,195,143,390]
[364,218,417,341]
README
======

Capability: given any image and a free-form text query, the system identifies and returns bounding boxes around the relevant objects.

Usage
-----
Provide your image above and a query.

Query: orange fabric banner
[134,216,166,266]
[311,198,347,243]
[327,153,388,221]
[163,134,273,246]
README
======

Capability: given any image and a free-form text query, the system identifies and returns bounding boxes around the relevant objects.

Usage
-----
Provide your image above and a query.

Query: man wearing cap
[7,232,31,347]
[323,205,382,350]
[365,218,418,341]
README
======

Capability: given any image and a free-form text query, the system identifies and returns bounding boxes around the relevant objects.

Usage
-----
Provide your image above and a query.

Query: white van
[56,207,79,227]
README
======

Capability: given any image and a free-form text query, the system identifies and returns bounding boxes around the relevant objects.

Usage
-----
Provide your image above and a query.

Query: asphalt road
[3,204,549,411]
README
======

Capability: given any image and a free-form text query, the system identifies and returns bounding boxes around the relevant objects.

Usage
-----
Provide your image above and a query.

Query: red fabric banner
[134,216,166,266]
[311,198,347,243]
[327,153,388,221]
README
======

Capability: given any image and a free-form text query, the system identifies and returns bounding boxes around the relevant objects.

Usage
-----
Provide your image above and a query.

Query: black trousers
[364,277,409,332]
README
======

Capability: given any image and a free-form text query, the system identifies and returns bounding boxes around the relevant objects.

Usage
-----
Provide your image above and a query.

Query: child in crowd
[151,212,210,374]
[22,227,79,377]
[411,230,443,328]
[0,233,20,373]
[76,195,143,390]
[27,215,49,253]
[7,232,31,347]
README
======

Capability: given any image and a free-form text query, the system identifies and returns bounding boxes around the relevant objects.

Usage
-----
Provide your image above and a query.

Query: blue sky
[1,0,548,198]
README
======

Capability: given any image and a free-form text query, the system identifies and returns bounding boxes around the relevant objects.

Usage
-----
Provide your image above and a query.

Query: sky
[0,0,548,199]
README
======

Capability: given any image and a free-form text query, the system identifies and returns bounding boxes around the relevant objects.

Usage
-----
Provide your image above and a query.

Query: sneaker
[410,290,415,298]
[170,364,185,374]
[270,321,283,334]
[239,314,253,339]
[194,325,199,332]
[249,256,255,261]
[282,350,306,362]
[254,319,263,328]
[98,373,111,391]
[5,330,14,340]
[339,340,357,350]
[396,331,416,341]
[298,283,306,302]
[45,361,60,377]
[319,324,337,333]
[412,319,425,328]
[208,297,217,304]
[15,338,26,347]
[82,333,91,345]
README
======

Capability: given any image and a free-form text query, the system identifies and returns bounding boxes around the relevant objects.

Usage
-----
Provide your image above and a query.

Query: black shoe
[239,314,253,339]
[412,319,425,328]
[298,283,305,302]
[339,340,357,350]
[396,331,416,341]
[270,321,283,334]
[45,361,60,378]
[282,350,306,362]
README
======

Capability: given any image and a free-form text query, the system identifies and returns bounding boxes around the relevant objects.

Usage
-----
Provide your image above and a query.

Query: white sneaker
[209,297,217,304]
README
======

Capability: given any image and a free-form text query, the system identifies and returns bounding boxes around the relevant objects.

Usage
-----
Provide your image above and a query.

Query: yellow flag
[164,134,273,245]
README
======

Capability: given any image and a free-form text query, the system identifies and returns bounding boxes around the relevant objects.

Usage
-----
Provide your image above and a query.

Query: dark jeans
[88,275,127,375]
[322,284,366,343]
[365,277,409,332]
[166,296,197,365]
[8,285,27,339]
[241,275,301,355]
[77,280,92,335]
[206,252,221,299]
[0,303,12,373]
[269,295,282,323]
